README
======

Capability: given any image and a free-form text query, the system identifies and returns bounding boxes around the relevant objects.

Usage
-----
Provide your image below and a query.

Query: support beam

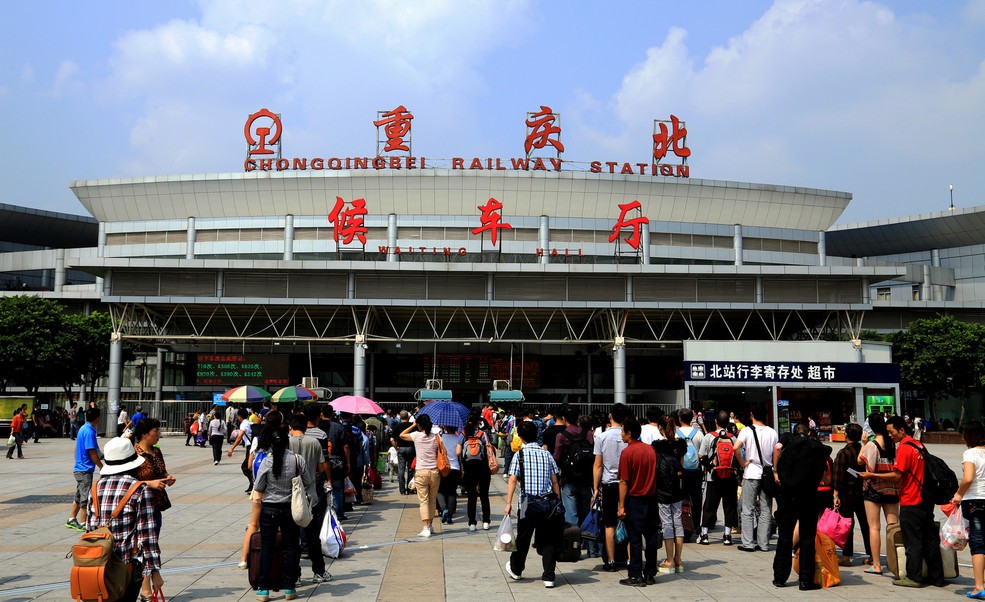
[818,231,827,267]
[284,214,295,261]
[54,249,66,292]
[613,343,626,404]
[387,214,398,263]
[353,341,367,397]
[539,216,550,265]
[640,222,651,265]
[106,336,123,437]
[186,217,196,260]
[155,348,166,402]
[734,224,743,266]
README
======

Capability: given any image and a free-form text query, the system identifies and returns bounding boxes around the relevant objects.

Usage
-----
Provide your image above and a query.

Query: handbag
[485,433,500,475]
[367,466,383,489]
[157,489,172,513]
[291,457,313,527]
[750,425,778,497]
[580,494,602,541]
[435,435,451,477]
[817,507,852,549]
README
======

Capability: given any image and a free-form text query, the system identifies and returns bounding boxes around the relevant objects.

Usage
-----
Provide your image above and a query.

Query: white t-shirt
[963,448,985,500]
[240,419,253,445]
[118,410,128,425]
[640,423,664,445]
[440,433,463,471]
[737,424,778,480]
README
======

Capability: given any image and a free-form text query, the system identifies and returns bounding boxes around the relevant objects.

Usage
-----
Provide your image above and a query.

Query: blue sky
[2,0,983,224]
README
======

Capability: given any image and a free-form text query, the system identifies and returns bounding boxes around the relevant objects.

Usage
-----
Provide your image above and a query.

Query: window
[912,285,921,301]
[877,287,891,301]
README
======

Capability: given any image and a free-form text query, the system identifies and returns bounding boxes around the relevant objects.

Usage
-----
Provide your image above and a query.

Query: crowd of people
[55,398,982,600]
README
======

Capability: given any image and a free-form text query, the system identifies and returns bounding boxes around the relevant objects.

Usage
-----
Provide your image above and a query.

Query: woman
[228,408,255,494]
[235,411,283,570]
[458,413,493,531]
[85,437,165,602]
[437,423,463,525]
[953,421,985,598]
[253,424,310,602]
[832,423,871,567]
[400,414,441,537]
[857,413,899,574]
[208,412,227,465]
[132,418,176,601]
[653,415,687,574]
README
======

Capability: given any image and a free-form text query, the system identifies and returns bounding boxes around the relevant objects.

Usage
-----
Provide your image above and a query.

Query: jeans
[510,508,562,581]
[561,481,599,555]
[839,495,871,557]
[773,491,818,585]
[331,477,345,517]
[625,495,660,579]
[210,435,223,463]
[70,422,79,440]
[740,477,773,549]
[397,447,416,494]
[899,501,944,584]
[258,503,300,591]
[462,461,491,525]
[303,495,328,575]
[963,499,985,557]
[6,432,23,458]
[701,477,738,528]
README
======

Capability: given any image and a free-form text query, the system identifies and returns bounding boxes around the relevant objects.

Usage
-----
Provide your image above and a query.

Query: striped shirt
[85,475,161,576]
[508,443,559,498]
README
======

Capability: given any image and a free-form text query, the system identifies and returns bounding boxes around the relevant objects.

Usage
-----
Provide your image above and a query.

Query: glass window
[877,287,891,301]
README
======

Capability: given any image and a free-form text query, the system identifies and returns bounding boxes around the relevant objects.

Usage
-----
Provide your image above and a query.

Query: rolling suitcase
[558,522,582,562]
[887,521,957,580]
[248,531,284,589]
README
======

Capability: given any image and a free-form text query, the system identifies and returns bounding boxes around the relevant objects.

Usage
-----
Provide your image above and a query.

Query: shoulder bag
[484,432,500,475]
[291,456,313,527]
[435,435,451,477]
[517,449,563,521]
[750,426,779,497]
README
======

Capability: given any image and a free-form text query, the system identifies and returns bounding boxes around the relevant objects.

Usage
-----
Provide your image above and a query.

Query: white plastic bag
[493,514,515,552]
[320,505,347,558]
[941,506,969,551]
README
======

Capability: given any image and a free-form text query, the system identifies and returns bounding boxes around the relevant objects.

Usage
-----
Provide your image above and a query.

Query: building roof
[826,204,985,257]
[0,203,98,249]
[70,170,851,231]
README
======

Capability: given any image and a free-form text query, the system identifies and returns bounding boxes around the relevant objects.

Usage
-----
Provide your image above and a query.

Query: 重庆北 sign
[685,361,900,384]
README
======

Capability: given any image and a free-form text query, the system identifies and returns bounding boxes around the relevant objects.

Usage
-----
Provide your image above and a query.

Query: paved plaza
[0,435,977,601]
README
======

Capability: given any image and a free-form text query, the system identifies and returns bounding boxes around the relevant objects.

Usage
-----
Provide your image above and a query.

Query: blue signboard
[213,393,226,406]
[685,361,899,384]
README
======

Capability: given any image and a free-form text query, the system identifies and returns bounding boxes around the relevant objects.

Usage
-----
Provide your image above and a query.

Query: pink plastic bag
[817,507,852,549]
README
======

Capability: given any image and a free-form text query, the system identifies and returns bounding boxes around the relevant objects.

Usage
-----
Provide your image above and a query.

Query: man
[860,416,945,588]
[698,411,738,545]
[553,406,598,558]
[390,411,416,496]
[772,424,831,589]
[482,404,494,431]
[594,402,630,571]
[504,421,563,589]
[288,414,333,584]
[831,422,871,566]
[69,402,80,440]
[541,406,567,456]
[259,400,272,419]
[67,407,103,532]
[128,406,145,433]
[676,408,704,540]
[320,406,351,518]
[640,406,664,445]
[117,405,129,437]
[733,406,778,552]
[617,418,659,587]
[225,403,238,443]
[7,406,27,459]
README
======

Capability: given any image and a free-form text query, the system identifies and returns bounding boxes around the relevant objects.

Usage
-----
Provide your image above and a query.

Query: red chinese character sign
[374,105,414,153]
[524,106,564,157]
[329,197,368,246]
[653,115,690,162]
[471,198,513,246]
[609,201,649,250]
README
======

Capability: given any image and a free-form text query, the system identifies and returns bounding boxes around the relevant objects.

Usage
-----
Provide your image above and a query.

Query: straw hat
[100,437,146,475]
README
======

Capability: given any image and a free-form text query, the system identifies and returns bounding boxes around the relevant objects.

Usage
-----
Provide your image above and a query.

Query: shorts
[74,471,94,504]
[862,488,899,505]
[601,482,620,528]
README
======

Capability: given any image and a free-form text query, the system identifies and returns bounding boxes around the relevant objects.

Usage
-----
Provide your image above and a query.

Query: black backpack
[655,451,683,504]
[561,430,595,483]
[903,441,958,505]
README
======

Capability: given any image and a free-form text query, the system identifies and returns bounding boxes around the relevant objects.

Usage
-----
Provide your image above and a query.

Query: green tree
[891,314,985,426]
[0,295,66,395]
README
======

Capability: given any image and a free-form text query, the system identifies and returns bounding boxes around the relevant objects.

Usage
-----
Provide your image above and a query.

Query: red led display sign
[423,354,540,389]
[196,354,290,386]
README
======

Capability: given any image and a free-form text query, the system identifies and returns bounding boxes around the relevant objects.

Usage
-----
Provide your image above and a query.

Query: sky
[1,0,983,225]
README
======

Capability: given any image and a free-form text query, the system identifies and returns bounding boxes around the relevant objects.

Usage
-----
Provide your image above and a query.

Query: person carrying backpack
[552,406,599,559]
[697,411,738,545]
[459,413,494,531]
[654,415,687,574]
[676,409,704,542]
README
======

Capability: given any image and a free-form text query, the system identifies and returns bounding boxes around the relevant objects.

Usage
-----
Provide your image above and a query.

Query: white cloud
[21,63,34,82]
[965,0,985,23]
[52,60,80,97]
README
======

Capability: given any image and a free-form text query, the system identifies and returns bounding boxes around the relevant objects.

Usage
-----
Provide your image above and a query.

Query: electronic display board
[196,354,290,387]
[423,354,539,389]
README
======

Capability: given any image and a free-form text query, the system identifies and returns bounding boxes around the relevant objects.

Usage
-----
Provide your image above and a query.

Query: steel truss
[108,302,868,347]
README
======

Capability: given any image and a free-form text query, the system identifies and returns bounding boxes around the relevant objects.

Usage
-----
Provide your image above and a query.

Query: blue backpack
[677,428,701,472]
[251,448,271,480]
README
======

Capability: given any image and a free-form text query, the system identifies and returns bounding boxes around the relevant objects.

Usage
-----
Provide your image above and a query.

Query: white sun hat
[99,437,146,476]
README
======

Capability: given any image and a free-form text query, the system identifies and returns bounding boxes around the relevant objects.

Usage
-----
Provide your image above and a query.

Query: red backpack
[713,431,737,480]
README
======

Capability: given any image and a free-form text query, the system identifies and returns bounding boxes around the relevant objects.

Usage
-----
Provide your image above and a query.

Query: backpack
[677,428,700,472]
[655,451,683,503]
[463,434,488,463]
[560,430,595,483]
[252,448,271,480]
[69,480,144,602]
[532,418,546,446]
[712,431,737,480]
[903,441,958,505]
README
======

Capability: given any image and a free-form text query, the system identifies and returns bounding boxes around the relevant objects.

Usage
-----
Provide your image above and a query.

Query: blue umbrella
[417,401,470,429]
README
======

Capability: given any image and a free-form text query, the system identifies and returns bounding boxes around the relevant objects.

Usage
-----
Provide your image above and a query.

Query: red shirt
[893,436,925,506]
[11,415,25,433]
[618,439,657,497]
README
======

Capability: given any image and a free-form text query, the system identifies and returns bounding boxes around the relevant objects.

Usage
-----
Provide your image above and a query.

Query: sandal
[863,556,873,565]
[865,566,882,574]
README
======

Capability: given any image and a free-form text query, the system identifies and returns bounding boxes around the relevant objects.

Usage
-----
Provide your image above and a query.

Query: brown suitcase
[247,531,285,589]
[886,521,955,580]
[886,523,904,578]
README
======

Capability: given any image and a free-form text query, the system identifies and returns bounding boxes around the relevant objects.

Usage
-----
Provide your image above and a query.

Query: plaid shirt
[85,475,161,576]
[508,443,559,498]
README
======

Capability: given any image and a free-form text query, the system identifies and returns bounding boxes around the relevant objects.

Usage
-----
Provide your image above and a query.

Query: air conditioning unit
[425,379,443,390]
[493,380,511,391]
[302,376,319,389]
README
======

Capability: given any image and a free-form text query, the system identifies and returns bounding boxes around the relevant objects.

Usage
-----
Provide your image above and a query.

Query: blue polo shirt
[74,422,99,473]
[131,412,145,427]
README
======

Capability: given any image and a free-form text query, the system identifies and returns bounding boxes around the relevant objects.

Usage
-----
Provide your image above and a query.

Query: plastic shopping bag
[794,532,841,588]
[494,515,515,552]
[320,505,347,558]
[941,506,969,551]
[614,519,629,547]
[817,507,852,550]
[343,477,357,504]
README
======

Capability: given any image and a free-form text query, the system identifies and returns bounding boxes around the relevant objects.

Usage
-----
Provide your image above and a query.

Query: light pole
[950,184,954,211]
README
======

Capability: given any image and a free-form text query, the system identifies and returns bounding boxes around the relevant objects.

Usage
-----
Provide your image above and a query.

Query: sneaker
[737,545,756,552]
[543,580,555,588]
[311,571,332,583]
[644,575,657,585]
[66,518,83,531]
[698,533,709,545]
[255,591,270,602]
[602,562,618,572]
[505,561,521,580]
[284,590,297,600]
[469,524,477,532]
[482,522,490,530]
[442,510,449,524]
[723,534,733,546]
[428,523,434,533]
[418,528,431,538]
[892,577,925,588]
[214,461,219,465]
[619,577,646,587]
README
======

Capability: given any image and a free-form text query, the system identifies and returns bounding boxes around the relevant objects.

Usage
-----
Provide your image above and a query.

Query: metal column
[284,214,294,261]
[155,348,165,402]
[539,216,550,265]
[186,217,196,260]
[54,249,66,292]
[733,224,743,266]
[353,342,367,397]
[818,231,827,267]
[640,222,651,264]
[387,214,398,263]
[106,337,123,435]
[613,344,626,404]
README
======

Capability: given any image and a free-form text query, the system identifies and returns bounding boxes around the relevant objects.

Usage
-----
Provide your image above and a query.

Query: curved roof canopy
[0,202,97,249]
[827,204,985,257]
